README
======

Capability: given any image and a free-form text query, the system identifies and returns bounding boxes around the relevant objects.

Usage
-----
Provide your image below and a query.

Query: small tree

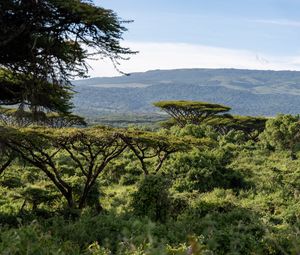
[131,175,171,222]
[56,127,127,210]
[153,100,231,127]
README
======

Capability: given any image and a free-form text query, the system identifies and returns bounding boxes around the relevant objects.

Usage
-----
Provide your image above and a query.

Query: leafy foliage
[166,147,244,193]
[0,0,135,119]
[205,114,267,139]
[260,114,300,155]
[0,0,134,81]
[131,175,171,222]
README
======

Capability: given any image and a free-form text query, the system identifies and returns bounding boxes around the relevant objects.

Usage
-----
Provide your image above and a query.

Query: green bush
[166,148,245,193]
[0,222,81,255]
[260,114,300,155]
[177,189,266,254]
[131,175,172,222]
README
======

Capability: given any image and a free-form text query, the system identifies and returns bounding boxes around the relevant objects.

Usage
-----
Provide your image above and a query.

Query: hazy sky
[89,0,300,77]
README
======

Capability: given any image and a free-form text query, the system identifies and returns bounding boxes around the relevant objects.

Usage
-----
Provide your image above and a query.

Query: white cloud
[87,41,300,77]
[252,19,300,27]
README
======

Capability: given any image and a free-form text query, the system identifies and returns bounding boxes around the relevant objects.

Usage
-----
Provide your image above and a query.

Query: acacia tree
[120,130,191,175]
[205,115,267,139]
[0,107,33,127]
[46,113,87,128]
[154,100,231,127]
[0,0,135,113]
[0,107,86,127]
[0,127,127,210]
[55,127,127,210]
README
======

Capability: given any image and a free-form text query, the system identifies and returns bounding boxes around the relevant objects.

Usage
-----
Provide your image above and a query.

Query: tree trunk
[64,190,75,209]
[0,157,13,175]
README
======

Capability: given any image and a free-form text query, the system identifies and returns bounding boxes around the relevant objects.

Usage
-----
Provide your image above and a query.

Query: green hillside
[73,68,300,118]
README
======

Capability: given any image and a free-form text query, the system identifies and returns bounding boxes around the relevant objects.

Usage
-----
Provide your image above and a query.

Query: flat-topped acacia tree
[205,115,267,139]
[0,127,126,211]
[46,113,87,128]
[120,129,204,175]
[0,107,86,128]
[153,100,231,127]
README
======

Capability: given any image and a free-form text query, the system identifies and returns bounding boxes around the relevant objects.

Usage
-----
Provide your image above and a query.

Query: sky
[89,0,300,77]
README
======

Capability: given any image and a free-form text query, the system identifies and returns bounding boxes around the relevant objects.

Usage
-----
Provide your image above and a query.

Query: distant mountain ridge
[72,68,300,117]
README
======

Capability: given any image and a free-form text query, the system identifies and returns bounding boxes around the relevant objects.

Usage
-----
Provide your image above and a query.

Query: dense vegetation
[1,1,300,254]
[72,68,300,118]
[1,99,300,254]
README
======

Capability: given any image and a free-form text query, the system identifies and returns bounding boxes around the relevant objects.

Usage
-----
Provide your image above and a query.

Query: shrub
[131,175,171,222]
[167,149,244,193]
[260,114,300,156]
[0,222,81,254]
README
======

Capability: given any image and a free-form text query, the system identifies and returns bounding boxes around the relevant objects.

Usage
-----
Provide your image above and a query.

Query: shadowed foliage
[260,114,300,158]
[205,114,267,139]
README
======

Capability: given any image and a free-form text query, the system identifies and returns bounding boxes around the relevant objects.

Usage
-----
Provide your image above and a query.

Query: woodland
[1,1,300,255]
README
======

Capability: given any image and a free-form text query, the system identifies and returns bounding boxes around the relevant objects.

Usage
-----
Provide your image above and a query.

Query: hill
[72,68,300,118]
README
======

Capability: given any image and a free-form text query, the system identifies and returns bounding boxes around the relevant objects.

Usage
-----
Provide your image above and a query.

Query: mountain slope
[72,68,300,117]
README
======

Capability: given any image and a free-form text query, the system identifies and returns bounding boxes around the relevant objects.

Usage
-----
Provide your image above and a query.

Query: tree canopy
[0,0,134,80]
[0,0,135,114]
[205,115,267,139]
[154,100,231,126]
[0,126,126,210]
[0,69,73,114]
